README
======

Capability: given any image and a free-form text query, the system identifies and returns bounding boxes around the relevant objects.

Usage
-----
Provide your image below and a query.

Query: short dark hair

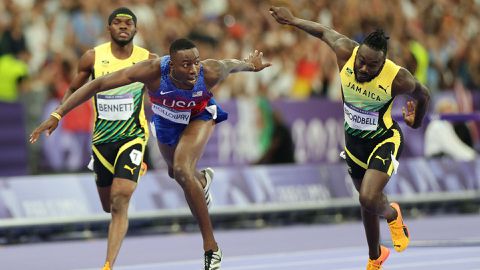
[169,38,196,55]
[108,7,137,26]
[362,29,389,55]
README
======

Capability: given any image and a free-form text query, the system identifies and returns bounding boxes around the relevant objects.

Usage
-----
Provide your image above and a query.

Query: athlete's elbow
[421,88,431,105]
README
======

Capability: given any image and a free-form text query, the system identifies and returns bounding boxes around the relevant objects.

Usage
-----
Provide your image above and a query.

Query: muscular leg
[168,120,217,251]
[97,186,112,213]
[357,169,397,259]
[158,144,207,187]
[351,177,379,259]
[158,143,176,178]
[97,178,137,266]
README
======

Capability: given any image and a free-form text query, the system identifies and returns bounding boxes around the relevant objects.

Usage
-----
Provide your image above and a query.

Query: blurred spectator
[23,0,49,73]
[0,53,28,103]
[254,98,295,165]
[424,97,477,161]
[454,79,480,150]
[291,49,321,99]
[457,36,480,90]
[71,0,104,55]
[41,55,93,172]
[0,1,29,103]
[1,0,480,174]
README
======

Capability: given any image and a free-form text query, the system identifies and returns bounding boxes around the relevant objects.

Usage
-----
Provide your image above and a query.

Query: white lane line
[336,257,480,270]
[73,246,480,270]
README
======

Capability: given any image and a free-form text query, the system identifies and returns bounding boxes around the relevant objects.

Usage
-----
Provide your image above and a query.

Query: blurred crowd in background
[1,0,479,173]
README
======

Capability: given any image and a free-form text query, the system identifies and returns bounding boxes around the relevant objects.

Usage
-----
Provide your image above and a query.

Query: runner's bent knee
[173,165,195,187]
[359,191,379,211]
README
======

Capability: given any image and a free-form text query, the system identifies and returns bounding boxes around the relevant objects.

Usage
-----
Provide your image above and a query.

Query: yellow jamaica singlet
[91,42,149,145]
[340,46,401,139]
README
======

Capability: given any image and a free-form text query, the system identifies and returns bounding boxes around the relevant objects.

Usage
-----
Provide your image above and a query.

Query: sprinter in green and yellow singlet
[31,7,157,270]
[270,6,430,270]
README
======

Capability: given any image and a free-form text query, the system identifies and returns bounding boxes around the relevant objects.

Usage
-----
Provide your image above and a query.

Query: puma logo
[124,164,137,175]
[378,85,389,93]
[375,155,390,165]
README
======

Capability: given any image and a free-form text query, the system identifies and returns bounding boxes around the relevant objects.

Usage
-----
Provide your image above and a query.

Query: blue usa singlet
[148,56,228,146]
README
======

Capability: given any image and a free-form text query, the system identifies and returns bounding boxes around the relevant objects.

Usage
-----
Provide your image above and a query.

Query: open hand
[244,50,271,72]
[29,116,60,144]
[269,6,295,25]
[402,100,416,127]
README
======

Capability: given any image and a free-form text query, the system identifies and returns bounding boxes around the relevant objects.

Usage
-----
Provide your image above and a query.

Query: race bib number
[97,93,134,121]
[129,149,142,166]
[344,103,379,131]
[152,103,191,124]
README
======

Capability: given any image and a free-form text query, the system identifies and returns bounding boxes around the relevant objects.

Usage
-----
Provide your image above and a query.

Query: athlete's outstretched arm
[269,6,356,58]
[202,50,271,88]
[392,68,431,129]
[29,59,160,143]
[58,59,158,116]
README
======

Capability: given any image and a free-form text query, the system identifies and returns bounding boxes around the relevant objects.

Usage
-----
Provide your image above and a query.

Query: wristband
[50,112,62,121]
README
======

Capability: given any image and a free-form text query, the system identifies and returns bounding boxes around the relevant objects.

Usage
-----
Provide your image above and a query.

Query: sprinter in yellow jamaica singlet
[270,6,430,270]
[30,7,157,270]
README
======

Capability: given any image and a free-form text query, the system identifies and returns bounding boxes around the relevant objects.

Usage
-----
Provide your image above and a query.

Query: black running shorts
[344,122,403,179]
[92,137,146,187]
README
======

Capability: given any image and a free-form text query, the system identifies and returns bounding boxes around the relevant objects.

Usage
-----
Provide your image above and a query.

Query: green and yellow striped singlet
[92,42,149,145]
[340,46,401,139]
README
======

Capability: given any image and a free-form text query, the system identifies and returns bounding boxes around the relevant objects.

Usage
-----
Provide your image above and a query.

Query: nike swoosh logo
[160,91,174,95]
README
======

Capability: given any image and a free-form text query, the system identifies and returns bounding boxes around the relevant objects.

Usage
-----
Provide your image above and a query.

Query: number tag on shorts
[344,103,379,131]
[97,93,134,121]
[129,149,142,166]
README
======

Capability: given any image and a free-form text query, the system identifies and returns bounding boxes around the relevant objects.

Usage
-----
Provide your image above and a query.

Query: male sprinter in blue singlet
[270,6,430,270]
[30,38,271,270]
[30,7,157,270]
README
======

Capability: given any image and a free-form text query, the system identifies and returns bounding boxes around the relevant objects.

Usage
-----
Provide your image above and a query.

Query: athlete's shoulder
[337,43,358,69]
[385,57,401,69]
[159,55,170,68]
[92,42,112,63]
[133,45,149,54]
[199,59,221,76]
[78,49,95,70]
[130,45,151,61]
[392,67,415,96]
[379,58,401,79]
[82,48,96,59]
[93,42,111,51]
[335,39,357,63]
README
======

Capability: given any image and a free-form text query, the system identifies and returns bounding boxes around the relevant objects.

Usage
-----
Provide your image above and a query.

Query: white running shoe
[201,168,214,208]
[204,248,222,270]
